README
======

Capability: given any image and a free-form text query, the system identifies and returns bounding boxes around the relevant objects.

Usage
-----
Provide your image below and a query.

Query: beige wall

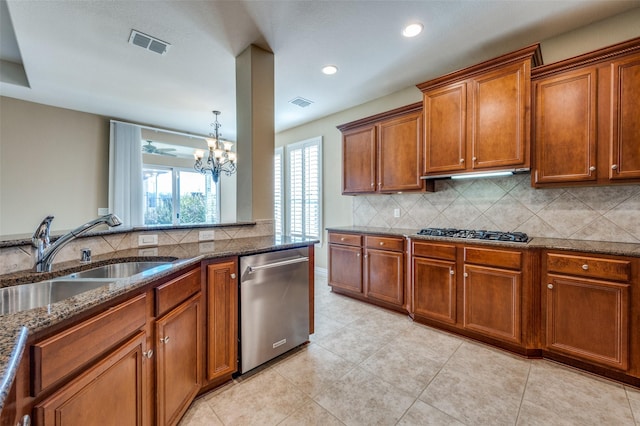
[0,97,109,236]
[275,9,640,270]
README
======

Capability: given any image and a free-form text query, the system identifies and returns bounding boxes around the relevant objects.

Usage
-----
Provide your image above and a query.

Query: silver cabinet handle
[459,158,465,163]
[247,256,309,273]
[612,164,618,170]
[589,166,596,172]
[160,336,170,344]
[20,414,31,426]
[230,273,236,279]
[449,270,454,275]
[143,349,154,358]
[582,264,589,271]
[463,272,468,278]
[548,283,554,289]
[472,157,477,161]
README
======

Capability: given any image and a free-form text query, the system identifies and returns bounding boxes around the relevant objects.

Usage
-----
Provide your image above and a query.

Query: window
[143,167,219,226]
[274,147,284,235]
[279,137,322,240]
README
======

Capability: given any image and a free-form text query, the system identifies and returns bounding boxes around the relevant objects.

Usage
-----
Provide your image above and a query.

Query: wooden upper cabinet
[532,37,640,187]
[418,44,540,178]
[378,110,423,192]
[533,67,598,184]
[342,125,377,193]
[610,53,640,180]
[339,103,430,194]
[423,82,467,174]
[471,61,529,170]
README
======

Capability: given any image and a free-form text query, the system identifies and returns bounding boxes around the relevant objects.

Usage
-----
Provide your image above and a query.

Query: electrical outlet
[138,234,158,247]
[393,208,400,218]
[199,230,215,241]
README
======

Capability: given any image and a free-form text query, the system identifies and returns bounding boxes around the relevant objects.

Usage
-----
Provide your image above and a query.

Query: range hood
[420,168,530,180]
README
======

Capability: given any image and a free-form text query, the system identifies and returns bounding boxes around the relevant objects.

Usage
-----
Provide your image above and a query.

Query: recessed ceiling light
[322,65,338,75]
[402,23,423,38]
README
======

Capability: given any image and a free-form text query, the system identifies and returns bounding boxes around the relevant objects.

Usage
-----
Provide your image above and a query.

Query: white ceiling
[1,1,639,142]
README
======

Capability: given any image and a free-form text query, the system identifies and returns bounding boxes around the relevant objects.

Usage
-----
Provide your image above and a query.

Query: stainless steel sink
[0,261,177,315]
[0,279,112,315]
[63,261,173,280]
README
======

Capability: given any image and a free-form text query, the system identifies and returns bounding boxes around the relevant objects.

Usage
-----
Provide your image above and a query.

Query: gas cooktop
[417,227,529,243]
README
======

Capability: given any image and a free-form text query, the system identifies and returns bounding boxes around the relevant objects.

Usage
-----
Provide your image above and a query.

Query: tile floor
[180,274,640,426]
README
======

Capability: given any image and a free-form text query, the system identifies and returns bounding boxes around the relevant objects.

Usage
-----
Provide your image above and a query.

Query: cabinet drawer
[365,235,403,252]
[546,253,632,282]
[32,293,147,396]
[465,247,522,270]
[156,267,201,317]
[412,241,456,260]
[329,232,362,246]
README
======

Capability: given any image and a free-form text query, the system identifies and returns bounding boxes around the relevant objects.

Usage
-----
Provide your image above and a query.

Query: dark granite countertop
[0,235,317,412]
[325,226,640,257]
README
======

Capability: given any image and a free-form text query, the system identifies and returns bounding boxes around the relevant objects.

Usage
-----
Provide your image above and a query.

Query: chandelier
[194,110,237,183]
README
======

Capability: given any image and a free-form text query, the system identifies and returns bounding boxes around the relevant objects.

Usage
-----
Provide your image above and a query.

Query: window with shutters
[274,147,284,235]
[278,137,322,240]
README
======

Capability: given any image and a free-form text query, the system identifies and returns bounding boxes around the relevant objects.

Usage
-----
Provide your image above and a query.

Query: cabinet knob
[611,164,618,170]
[364,254,368,259]
[582,264,589,271]
[371,183,374,187]
[143,349,154,358]
[547,283,554,289]
[472,157,477,161]
[463,272,468,278]
[459,158,465,163]
[341,237,345,241]
[230,273,236,279]
[589,166,596,172]
[356,253,360,257]
[379,242,384,246]
[449,269,454,275]
[160,336,170,344]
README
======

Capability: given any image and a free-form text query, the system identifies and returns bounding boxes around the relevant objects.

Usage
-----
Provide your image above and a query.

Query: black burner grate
[417,227,528,243]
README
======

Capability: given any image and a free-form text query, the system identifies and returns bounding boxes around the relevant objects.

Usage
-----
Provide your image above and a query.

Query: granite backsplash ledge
[353,174,640,243]
[0,220,274,276]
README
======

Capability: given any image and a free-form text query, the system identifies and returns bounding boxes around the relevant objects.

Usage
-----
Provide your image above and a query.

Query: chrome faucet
[32,214,122,272]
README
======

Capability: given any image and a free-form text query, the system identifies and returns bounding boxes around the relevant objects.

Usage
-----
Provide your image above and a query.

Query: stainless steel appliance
[418,227,529,242]
[239,247,310,373]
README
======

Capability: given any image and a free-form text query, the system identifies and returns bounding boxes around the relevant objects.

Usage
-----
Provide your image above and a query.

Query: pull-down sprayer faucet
[32,214,122,272]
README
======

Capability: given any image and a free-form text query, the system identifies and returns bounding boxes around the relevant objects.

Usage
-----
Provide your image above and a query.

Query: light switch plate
[138,234,158,247]
[199,230,215,241]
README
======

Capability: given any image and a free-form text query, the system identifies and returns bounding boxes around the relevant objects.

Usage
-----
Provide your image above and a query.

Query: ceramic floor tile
[178,397,222,426]
[279,400,345,426]
[313,324,389,364]
[205,369,309,425]
[627,386,640,424]
[273,343,355,397]
[518,360,635,425]
[419,342,530,425]
[310,311,347,342]
[314,366,416,426]
[397,400,465,426]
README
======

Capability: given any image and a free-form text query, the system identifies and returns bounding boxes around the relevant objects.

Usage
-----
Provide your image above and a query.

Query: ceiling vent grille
[289,97,314,108]
[128,30,170,55]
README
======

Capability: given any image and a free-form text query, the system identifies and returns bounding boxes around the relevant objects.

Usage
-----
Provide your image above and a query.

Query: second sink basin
[63,261,174,280]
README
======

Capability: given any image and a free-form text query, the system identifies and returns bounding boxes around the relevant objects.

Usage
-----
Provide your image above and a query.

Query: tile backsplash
[0,220,274,275]
[353,173,640,243]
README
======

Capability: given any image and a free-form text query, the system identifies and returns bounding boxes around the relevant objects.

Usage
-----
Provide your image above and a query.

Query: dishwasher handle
[246,256,309,274]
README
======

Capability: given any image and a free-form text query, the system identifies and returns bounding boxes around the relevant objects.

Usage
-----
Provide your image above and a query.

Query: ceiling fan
[142,140,176,156]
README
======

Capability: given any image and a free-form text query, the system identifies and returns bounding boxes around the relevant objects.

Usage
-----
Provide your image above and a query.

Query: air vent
[128,30,170,55]
[289,97,314,108]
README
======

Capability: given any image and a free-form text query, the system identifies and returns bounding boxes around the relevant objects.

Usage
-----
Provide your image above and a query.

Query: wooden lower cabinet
[34,331,148,426]
[205,259,238,383]
[328,242,362,294]
[155,294,202,426]
[412,256,457,324]
[365,247,403,306]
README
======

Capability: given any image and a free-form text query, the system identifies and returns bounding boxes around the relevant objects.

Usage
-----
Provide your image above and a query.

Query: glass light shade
[194,149,205,160]
[206,138,217,149]
[228,152,237,163]
[213,149,224,159]
[223,141,234,151]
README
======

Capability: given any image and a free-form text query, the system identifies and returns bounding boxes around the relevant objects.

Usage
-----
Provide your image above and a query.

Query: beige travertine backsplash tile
[0,220,274,275]
[353,173,640,243]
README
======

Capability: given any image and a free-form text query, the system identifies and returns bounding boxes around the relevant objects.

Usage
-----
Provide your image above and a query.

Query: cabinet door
[378,111,423,192]
[423,82,467,174]
[463,265,521,344]
[328,243,363,294]
[412,257,456,324]
[533,67,598,184]
[610,53,640,180]
[544,274,629,370]
[35,332,147,426]
[471,61,529,170]
[206,260,238,382]
[365,248,403,306]
[342,125,376,193]
[156,294,202,426]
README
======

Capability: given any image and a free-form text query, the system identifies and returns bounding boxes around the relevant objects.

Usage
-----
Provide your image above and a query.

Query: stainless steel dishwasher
[239,247,310,373]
